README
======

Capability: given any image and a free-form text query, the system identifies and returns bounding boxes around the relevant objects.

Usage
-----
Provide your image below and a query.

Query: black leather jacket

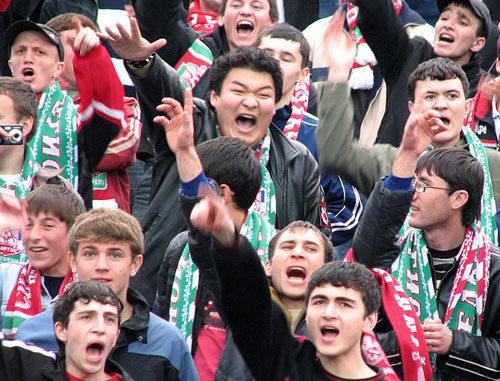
[353,180,500,380]
[128,55,324,305]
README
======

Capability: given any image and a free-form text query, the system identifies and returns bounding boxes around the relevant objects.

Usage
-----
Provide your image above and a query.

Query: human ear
[54,321,68,343]
[470,37,486,53]
[362,311,378,333]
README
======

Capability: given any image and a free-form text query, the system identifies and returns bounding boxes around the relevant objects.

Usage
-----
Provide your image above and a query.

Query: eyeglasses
[412,180,455,193]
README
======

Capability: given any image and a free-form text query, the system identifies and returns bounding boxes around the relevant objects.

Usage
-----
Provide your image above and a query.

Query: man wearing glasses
[351,125,500,378]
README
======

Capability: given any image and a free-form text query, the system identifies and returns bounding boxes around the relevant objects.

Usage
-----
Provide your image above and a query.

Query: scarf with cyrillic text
[175,38,215,91]
[344,0,402,90]
[0,147,38,264]
[2,266,75,337]
[30,82,78,190]
[187,0,218,34]
[282,77,311,141]
[345,249,432,380]
[393,226,489,334]
[170,210,276,349]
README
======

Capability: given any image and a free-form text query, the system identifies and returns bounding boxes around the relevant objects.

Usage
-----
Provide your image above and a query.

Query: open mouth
[287,266,306,281]
[22,68,34,77]
[439,116,450,126]
[321,327,339,340]
[236,115,256,131]
[439,33,454,44]
[236,20,254,34]
[86,342,104,361]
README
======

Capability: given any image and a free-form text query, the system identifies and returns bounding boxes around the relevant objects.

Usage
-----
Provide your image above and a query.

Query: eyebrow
[231,80,274,92]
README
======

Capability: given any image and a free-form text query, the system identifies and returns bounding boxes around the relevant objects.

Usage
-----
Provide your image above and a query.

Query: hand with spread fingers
[154,88,195,155]
[97,4,166,61]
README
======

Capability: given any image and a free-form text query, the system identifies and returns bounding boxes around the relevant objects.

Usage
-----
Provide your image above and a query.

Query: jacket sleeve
[127,55,186,160]
[355,0,411,84]
[352,180,412,269]
[131,0,198,66]
[95,97,141,171]
[188,232,299,381]
[316,82,397,198]
[74,43,125,173]
[435,273,500,380]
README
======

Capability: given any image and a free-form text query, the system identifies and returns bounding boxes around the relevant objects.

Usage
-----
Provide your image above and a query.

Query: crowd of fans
[0,0,499,380]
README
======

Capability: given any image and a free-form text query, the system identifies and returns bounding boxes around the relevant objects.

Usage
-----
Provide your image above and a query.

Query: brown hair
[68,208,143,258]
[46,13,99,33]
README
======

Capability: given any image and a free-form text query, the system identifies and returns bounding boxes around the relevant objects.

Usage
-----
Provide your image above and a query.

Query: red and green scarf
[175,38,215,91]
[282,77,311,141]
[2,265,75,337]
[170,210,276,348]
[187,0,218,34]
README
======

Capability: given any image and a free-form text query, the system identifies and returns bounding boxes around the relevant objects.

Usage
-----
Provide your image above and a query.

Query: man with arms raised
[350,0,492,146]
[0,280,131,380]
[316,10,500,243]
[130,0,278,100]
[102,15,325,305]
[256,23,363,254]
[352,104,500,378]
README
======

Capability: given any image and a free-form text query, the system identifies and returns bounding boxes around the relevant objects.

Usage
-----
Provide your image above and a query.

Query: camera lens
[8,129,22,144]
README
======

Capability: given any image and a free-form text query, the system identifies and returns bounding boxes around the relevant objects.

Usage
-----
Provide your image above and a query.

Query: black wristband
[126,54,154,69]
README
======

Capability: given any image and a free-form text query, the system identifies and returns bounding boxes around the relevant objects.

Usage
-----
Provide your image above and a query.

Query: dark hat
[436,0,492,38]
[5,20,65,61]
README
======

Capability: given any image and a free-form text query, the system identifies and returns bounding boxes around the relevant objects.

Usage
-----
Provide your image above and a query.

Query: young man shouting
[0,280,131,380]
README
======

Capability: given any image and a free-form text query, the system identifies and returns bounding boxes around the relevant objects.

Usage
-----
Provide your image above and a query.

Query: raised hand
[0,195,28,234]
[97,4,166,61]
[323,8,356,82]
[392,91,447,177]
[154,88,195,154]
[72,16,100,56]
[190,188,237,247]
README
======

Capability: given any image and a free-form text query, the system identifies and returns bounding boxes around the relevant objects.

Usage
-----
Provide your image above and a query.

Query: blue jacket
[15,288,199,381]
[273,107,363,245]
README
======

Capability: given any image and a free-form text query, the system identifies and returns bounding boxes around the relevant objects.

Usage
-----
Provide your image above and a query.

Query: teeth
[237,21,254,31]
[287,267,306,279]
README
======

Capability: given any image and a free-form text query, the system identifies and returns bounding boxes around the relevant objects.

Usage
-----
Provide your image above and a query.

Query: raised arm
[131,0,199,66]
[352,0,411,83]
[188,195,298,381]
[315,10,397,198]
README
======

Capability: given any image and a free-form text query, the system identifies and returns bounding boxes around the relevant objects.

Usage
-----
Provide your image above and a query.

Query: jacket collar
[115,287,150,347]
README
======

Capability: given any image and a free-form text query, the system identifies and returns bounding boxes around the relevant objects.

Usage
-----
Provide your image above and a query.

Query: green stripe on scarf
[30,82,78,190]
[171,210,276,348]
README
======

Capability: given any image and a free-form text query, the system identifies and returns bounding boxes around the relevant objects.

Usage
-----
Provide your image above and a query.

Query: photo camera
[0,125,23,145]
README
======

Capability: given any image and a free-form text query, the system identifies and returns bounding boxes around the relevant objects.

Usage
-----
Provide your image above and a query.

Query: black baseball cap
[5,20,65,61]
[436,0,492,38]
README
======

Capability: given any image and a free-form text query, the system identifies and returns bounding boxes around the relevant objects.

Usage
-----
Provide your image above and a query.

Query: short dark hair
[26,178,86,230]
[255,23,311,68]
[196,137,261,211]
[416,147,483,227]
[209,47,283,104]
[268,220,335,263]
[53,281,123,354]
[0,77,38,143]
[219,0,279,22]
[305,261,381,317]
[407,57,469,101]
[46,13,99,33]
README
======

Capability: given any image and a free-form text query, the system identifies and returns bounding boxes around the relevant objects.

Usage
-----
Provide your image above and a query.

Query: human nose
[29,222,43,240]
[240,2,252,15]
[93,315,106,333]
[95,254,109,271]
[23,48,34,62]
[432,95,448,110]
[322,302,337,319]
[242,93,258,108]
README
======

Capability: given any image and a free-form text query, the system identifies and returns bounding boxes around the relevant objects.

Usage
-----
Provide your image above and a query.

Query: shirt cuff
[181,172,210,197]
[384,172,413,191]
